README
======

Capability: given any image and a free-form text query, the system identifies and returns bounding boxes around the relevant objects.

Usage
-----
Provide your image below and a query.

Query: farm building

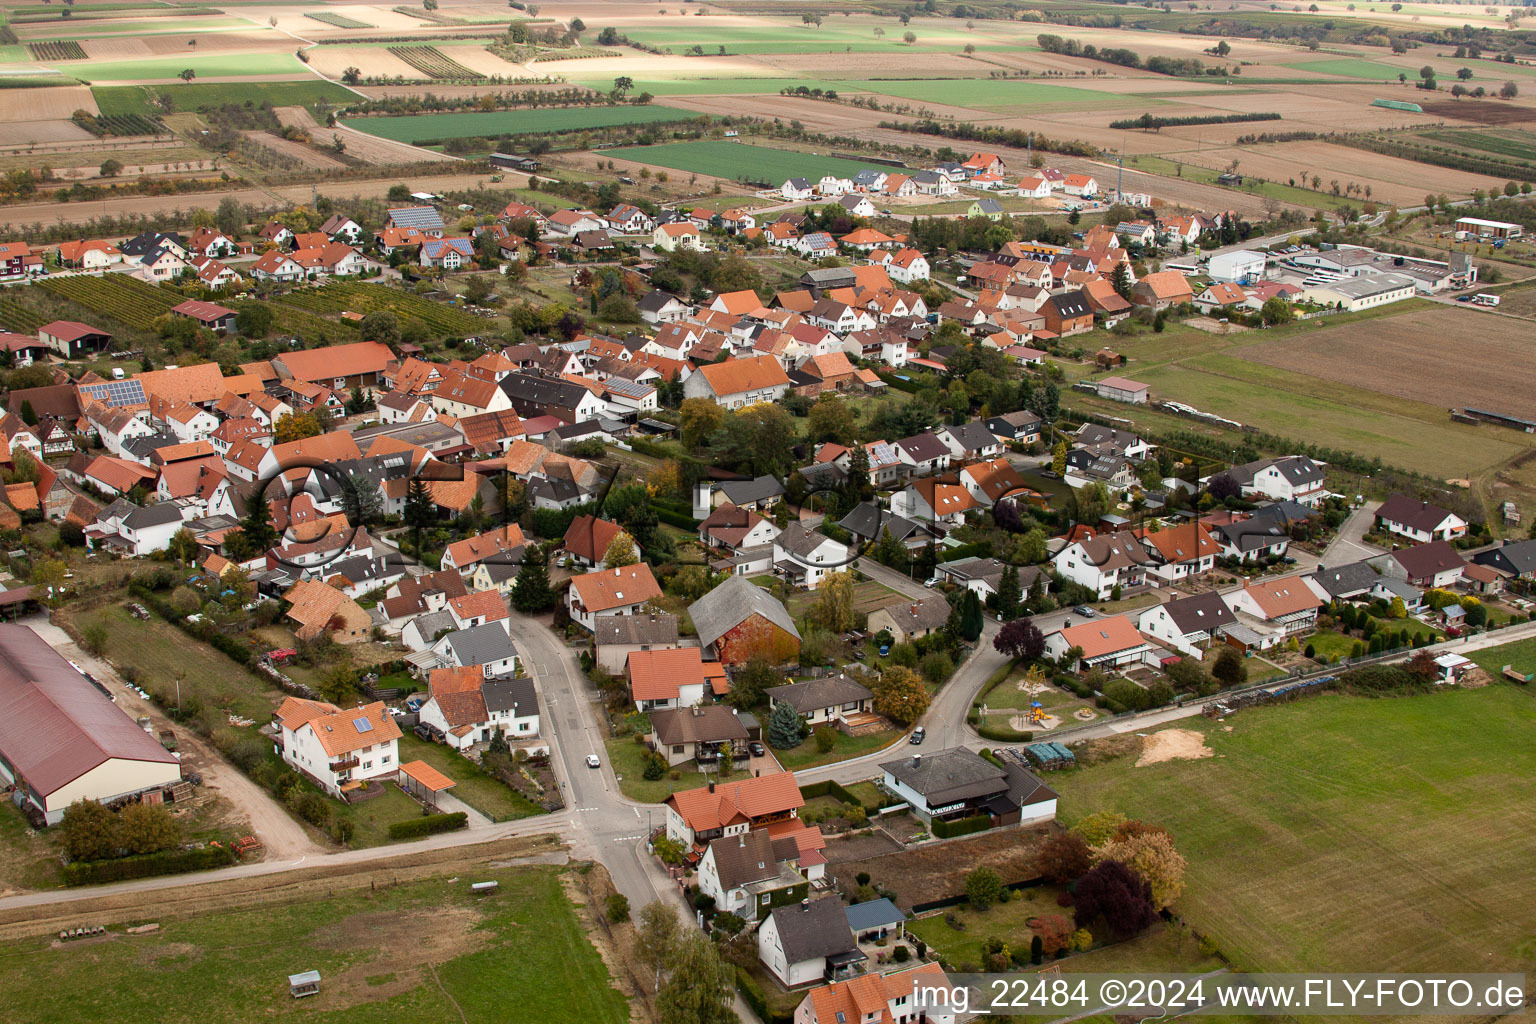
[1300,273,1416,312]
[39,320,112,359]
[1454,217,1521,240]
[489,153,541,172]
[0,624,182,825]
[1093,376,1150,404]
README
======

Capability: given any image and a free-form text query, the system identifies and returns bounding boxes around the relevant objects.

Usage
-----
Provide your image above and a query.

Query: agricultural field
[27,40,86,61]
[606,139,881,183]
[92,81,357,115]
[0,863,630,1024]
[275,281,484,336]
[1237,306,1536,420]
[304,10,374,30]
[1420,128,1536,164]
[71,52,309,83]
[346,103,702,144]
[1283,57,1415,79]
[387,44,486,80]
[1053,687,1536,975]
[858,78,1146,113]
[38,274,178,330]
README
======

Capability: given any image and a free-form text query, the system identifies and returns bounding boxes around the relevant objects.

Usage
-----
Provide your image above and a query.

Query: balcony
[329,757,360,773]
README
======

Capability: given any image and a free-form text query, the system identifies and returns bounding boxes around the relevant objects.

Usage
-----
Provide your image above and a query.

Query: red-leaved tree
[1073,859,1159,940]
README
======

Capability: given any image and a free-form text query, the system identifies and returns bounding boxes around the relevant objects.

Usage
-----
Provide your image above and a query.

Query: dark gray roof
[649,705,749,745]
[1473,539,1536,577]
[594,611,679,646]
[1211,518,1288,553]
[871,596,951,633]
[1308,560,1380,599]
[1074,423,1143,452]
[411,609,455,640]
[774,522,837,560]
[943,420,996,453]
[1249,500,1318,528]
[689,575,801,651]
[766,675,873,714]
[838,502,926,543]
[1229,455,1325,489]
[985,411,1042,439]
[325,553,404,585]
[120,431,181,461]
[443,622,519,670]
[387,206,445,232]
[1377,494,1459,534]
[1003,761,1059,809]
[844,898,904,934]
[767,898,857,964]
[709,830,782,891]
[482,675,537,717]
[1049,290,1091,318]
[896,432,949,463]
[880,746,1008,805]
[122,503,184,530]
[498,371,592,412]
[718,474,785,506]
[1157,591,1236,636]
[638,290,683,312]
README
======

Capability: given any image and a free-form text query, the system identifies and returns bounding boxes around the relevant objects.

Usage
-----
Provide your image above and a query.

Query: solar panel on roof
[80,379,147,408]
[354,717,373,732]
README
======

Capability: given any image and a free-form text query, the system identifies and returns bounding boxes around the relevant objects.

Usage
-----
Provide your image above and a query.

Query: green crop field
[0,863,630,1024]
[93,80,357,115]
[1420,129,1536,163]
[346,104,703,143]
[1054,686,1536,974]
[78,53,308,82]
[618,19,999,55]
[1283,57,1413,79]
[27,16,249,38]
[606,139,882,183]
[856,78,1128,111]
[571,75,849,96]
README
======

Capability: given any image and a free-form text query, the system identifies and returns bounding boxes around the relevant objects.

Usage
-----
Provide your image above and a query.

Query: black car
[748,741,766,757]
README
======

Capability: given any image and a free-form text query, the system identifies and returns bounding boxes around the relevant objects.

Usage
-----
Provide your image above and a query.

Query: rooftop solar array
[79,379,147,408]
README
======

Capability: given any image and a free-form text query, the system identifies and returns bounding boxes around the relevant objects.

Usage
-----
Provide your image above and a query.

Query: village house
[1043,615,1155,673]
[1053,532,1155,600]
[697,830,810,925]
[566,564,663,632]
[689,575,802,666]
[766,675,876,731]
[758,898,865,989]
[275,697,401,797]
[1141,523,1221,583]
[1375,494,1468,544]
[880,746,1058,827]
[663,770,807,849]
[628,646,727,713]
[648,705,749,767]
[1227,578,1323,638]
[416,666,538,751]
[683,354,791,410]
[1136,591,1237,657]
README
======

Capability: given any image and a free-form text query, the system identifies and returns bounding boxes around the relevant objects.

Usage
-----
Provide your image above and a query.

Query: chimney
[801,898,810,910]
[708,781,716,794]
[912,754,921,769]
[738,834,746,848]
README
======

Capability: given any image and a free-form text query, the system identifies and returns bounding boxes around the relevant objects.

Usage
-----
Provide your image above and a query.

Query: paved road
[1320,500,1384,567]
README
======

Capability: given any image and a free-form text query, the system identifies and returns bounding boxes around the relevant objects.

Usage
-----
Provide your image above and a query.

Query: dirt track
[0,833,567,942]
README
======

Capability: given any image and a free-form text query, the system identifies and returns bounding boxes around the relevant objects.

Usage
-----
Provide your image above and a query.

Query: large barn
[0,625,181,824]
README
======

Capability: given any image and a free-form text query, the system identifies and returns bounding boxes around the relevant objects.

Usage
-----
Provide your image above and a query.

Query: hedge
[655,506,698,530]
[875,371,921,394]
[387,811,468,839]
[977,722,1035,743]
[937,541,993,563]
[62,844,238,886]
[932,814,992,839]
[737,967,792,1024]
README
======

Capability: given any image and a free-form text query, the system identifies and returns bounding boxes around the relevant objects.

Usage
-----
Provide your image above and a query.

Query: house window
[362,761,373,770]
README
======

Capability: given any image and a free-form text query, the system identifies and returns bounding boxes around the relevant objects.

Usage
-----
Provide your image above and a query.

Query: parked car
[1073,605,1097,618]
[909,726,926,745]
[748,741,766,757]
[924,577,940,588]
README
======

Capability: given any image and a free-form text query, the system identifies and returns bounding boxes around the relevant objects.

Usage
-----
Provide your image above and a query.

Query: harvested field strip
[28,40,86,60]
[570,76,853,96]
[75,53,308,82]
[347,103,703,143]
[387,45,486,80]
[606,139,881,183]
[304,11,373,29]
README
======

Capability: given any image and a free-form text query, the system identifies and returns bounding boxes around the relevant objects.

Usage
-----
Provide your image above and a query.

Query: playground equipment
[1027,701,1046,724]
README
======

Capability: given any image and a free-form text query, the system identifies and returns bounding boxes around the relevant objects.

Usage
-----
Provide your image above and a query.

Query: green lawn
[1284,57,1413,79]
[0,864,629,1024]
[345,104,706,143]
[395,735,544,823]
[604,736,703,803]
[606,139,884,184]
[330,781,431,849]
[78,53,309,82]
[1306,629,1358,660]
[774,727,904,771]
[907,886,1064,966]
[1469,635,1536,677]
[1053,687,1536,974]
[92,80,356,114]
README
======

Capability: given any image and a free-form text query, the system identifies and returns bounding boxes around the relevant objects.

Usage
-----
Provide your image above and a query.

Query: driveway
[1320,501,1384,567]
